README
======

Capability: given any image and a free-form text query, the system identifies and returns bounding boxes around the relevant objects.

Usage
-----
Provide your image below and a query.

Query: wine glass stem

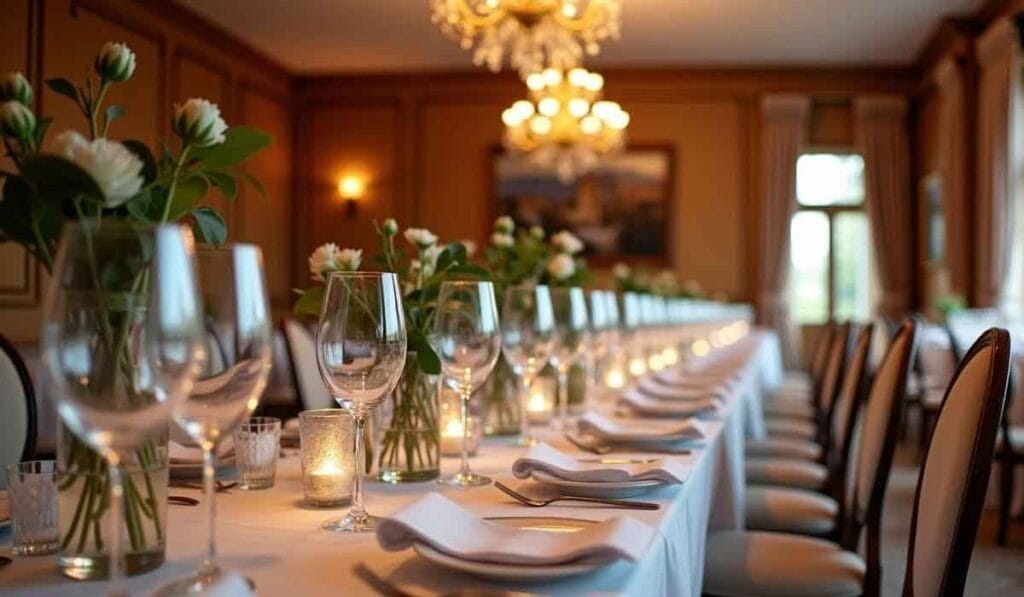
[558,366,569,428]
[519,372,533,444]
[106,457,126,597]
[350,417,367,522]
[459,391,471,478]
[201,444,218,577]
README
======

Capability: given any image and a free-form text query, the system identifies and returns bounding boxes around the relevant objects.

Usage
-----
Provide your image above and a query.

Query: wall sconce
[337,175,366,217]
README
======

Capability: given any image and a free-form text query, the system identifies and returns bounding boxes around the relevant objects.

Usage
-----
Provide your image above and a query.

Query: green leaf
[293,285,325,316]
[236,170,267,200]
[191,207,227,244]
[45,78,80,103]
[166,176,208,220]
[124,187,162,223]
[204,171,237,200]
[447,263,490,279]
[122,140,158,183]
[104,105,125,131]
[189,126,272,170]
[19,155,103,203]
[414,338,441,375]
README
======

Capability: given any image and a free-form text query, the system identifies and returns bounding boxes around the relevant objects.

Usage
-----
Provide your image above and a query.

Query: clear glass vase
[373,354,440,483]
[56,423,169,580]
[479,358,521,437]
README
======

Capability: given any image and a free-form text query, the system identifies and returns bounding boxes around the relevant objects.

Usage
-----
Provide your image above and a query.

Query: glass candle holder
[234,417,281,490]
[6,460,59,556]
[439,389,481,457]
[526,376,555,425]
[299,409,355,507]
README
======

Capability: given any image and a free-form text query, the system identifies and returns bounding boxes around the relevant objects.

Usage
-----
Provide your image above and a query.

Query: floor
[878,445,1024,595]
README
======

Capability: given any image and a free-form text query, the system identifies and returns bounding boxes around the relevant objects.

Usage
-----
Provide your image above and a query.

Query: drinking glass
[234,417,282,490]
[6,460,58,556]
[433,281,502,487]
[157,243,273,595]
[42,222,204,596]
[501,285,556,446]
[587,290,610,391]
[548,287,589,428]
[316,272,406,532]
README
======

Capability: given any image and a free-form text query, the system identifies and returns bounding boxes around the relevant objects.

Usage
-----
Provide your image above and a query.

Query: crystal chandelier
[431,0,621,77]
[502,67,629,182]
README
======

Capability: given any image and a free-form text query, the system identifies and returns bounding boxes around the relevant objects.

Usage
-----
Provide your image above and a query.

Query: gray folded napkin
[577,411,708,443]
[620,389,723,419]
[513,442,688,484]
[637,376,728,401]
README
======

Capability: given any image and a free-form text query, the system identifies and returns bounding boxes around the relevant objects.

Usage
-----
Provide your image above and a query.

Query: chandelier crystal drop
[502,66,629,182]
[430,0,622,78]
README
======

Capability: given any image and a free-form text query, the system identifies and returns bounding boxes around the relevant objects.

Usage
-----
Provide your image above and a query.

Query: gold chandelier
[430,0,621,77]
[502,66,629,182]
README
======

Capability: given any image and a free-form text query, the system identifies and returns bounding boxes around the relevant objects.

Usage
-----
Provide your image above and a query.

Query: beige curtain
[855,96,913,320]
[759,95,809,367]
[975,18,1021,310]
[933,57,970,297]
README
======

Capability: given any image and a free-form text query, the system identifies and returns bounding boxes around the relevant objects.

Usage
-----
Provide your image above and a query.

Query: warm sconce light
[337,175,366,217]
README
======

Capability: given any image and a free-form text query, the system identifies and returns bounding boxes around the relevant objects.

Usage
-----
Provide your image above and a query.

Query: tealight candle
[299,409,355,507]
[439,390,481,456]
[526,377,555,424]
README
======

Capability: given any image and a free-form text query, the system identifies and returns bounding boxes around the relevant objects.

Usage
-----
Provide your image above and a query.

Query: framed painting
[492,146,674,264]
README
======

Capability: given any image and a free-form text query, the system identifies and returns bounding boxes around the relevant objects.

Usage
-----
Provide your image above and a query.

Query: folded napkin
[377,492,655,566]
[656,368,737,388]
[577,411,707,443]
[512,442,687,484]
[637,376,727,401]
[620,389,723,419]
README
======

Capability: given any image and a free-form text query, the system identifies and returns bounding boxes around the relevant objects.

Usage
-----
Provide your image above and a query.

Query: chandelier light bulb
[568,67,589,87]
[530,116,553,135]
[580,115,602,135]
[526,72,546,91]
[543,68,563,87]
[538,97,561,117]
[568,97,590,118]
[585,72,604,91]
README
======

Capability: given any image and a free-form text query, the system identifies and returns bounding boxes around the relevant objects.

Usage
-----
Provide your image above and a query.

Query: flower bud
[0,101,35,141]
[547,254,576,280]
[404,227,439,249]
[173,98,228,147]
[490,232,514,248]
[0,72,32,106]
[494,215,514,234]
[382,218,399,236]
[530,225,545,240]
[94,42,136,83]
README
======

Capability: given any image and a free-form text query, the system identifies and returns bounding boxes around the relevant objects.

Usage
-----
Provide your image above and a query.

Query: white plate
[0,490,9,529]
[530,470,663,498]
[412,516,604,582]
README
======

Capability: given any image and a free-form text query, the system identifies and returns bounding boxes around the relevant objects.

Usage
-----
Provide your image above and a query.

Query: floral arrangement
[0,42,269,562]
[613,263,703,298]
[485,216,590,295]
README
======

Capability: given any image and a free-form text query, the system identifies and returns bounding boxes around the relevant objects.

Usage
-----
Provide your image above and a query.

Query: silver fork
[494,481,660,510]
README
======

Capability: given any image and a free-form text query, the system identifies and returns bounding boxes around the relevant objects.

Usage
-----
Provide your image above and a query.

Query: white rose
[0,101,35,141]
[684,279,703,295]
[52,130,143,208]
[490,232,514,248]
[382,218,399,236]
[460,239,477,257]
[612,263,631,279]
[547,254,576,280]
[551,230,584,255]
[336,248,362,271]
[422,244,444,275]
[308,243,339,281]
[494,215,515,234]
[404,227,438,248]
[0,72,32,106]
[94,42,136,82]
[530,225,545,240]
[173,98,228,147]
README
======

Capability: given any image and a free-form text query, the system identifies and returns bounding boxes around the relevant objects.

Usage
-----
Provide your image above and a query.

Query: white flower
[382,218,399,236]
[308,243,339,281]
[0,101,35,140]
[547,254,576,280]
[494,215,515,234]
[52,130,143,208]
[460,239,477,257]
[612,263,631,279]
[94,42,136,82]
[173,98,228,147]
[404,227,438,248]
[551,230,584,255]
[336,248,362,271]
[530,225,545,240]
[0,72,32,106]
[490,232,514,248]
[422,244,444,275]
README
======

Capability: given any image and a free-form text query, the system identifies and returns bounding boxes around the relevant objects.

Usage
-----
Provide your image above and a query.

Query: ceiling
[178,0,984,74]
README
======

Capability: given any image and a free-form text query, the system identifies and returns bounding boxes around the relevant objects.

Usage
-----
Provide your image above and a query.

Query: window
[788,153,877,324]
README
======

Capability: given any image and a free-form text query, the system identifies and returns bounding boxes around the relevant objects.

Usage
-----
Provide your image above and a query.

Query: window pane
[788,211,830,324]
[833,212,875,320]
[796,154,865,206]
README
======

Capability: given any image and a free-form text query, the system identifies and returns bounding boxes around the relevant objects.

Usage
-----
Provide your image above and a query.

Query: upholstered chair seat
[763,395,816,419]
[746,457,828,490]
[765,416,818,440]
[745,486,838,535]
[703,531,865,597]
[997,425,1024,449]
[745,437,822,460]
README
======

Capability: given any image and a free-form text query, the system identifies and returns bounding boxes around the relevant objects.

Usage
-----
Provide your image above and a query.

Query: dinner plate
[0,490,9,529]
[530,470,663,498]
[412,516,602,582]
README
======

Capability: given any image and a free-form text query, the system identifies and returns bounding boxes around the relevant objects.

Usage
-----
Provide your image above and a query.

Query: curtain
[758,95,809,368]
[975,18,1021,311]
[933,57,970,297]
[855,96,913,320]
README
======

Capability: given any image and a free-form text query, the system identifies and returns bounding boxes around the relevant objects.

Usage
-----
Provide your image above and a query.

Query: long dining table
[0,330,782,596]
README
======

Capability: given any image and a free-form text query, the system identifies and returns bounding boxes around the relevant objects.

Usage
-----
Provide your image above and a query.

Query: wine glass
[433,281,501,487]
[42,222,204,596]
[548,287,589,428]
[316,272,406,531]
[156,244,273,594]
[501,284,556,446]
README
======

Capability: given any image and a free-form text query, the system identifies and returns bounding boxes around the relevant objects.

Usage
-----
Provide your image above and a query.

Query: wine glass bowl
[548,287,590,427]
[501,285,556,445]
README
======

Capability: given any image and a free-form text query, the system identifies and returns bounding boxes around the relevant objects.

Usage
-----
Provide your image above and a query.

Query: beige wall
[0,0,294,342]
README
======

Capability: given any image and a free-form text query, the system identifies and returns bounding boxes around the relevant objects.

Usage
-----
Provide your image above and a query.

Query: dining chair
[767,321,836,414]
[281,318,334,410]
[915,323,958,455]
[705,324,1008,597]
[744,324,873,538]
[994,347,1023,545]
[0,334,37,489]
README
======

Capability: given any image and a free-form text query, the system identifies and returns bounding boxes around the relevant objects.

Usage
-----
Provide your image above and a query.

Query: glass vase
[56,423,169,580]
[479,358,521,436]
[374,354,440,483]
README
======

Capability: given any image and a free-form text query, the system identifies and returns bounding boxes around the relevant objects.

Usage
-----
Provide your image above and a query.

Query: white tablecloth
[1,332,779,596]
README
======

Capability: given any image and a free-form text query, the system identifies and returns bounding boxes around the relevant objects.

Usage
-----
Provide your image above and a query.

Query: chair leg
[998,457,1013,546]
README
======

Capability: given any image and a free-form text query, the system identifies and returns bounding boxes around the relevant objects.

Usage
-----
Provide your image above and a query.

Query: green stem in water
[160,144,191,223]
